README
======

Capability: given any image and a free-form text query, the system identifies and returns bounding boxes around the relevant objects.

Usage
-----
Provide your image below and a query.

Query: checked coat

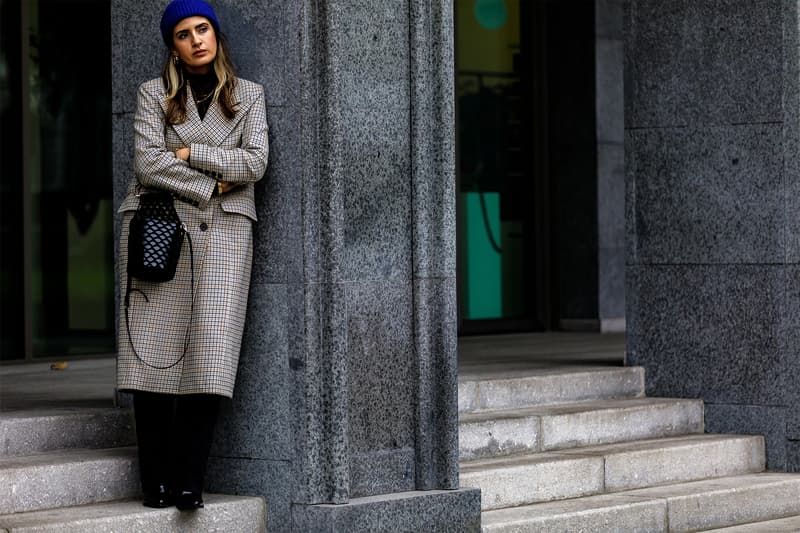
[117,77,268,398]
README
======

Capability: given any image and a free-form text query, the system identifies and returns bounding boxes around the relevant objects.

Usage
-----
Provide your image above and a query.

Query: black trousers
[132,391,221,495]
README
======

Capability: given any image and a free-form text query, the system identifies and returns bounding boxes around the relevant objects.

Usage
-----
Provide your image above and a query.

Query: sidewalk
[0,358,117,411]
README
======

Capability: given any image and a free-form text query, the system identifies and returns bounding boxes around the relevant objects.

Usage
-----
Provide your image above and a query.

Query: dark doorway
[455,0,598,335]
[0,0,114,360]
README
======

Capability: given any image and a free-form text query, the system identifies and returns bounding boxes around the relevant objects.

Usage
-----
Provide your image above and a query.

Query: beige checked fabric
[117,77,268,398]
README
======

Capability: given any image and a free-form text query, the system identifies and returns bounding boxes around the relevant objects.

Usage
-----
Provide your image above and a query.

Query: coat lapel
[202,82,253,146]
[170,87,200,146]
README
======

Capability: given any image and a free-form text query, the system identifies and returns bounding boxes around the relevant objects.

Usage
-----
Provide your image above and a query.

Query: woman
[116,0,268,511]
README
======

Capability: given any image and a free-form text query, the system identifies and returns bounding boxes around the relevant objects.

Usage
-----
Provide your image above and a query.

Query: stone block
[561,434,765,492]
[460,453,604,511]
[413,277,459,490]
[349,449,415,498]
[326,2,410,110]
[291,488,481,533]
[213,0,288,106]
[410,0,456,280]
[112,114,134,211]
[251,106,303,285]
[206,457,291,533]
[211,283,291,461]
[629,125,783,264]
[346,281,416,496]
[0,494,266,533]
[627,265,787,406]
[111,0,162,114]
[481,493,666,533]
[623,473,800,531]
[0,448,139,514]
[0,408,134,457]
[625,0,782,128]
[539,398,704,451]
[292,282,350,504]
[340,105,412,281]
[458,366,644,414]
[705,403,787,471]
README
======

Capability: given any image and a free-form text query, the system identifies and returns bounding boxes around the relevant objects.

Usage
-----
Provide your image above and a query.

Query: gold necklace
[194,90,213,104]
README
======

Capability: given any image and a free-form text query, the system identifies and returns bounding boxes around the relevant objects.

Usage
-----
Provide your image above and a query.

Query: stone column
[112,1,480,531]
[596,0,625,332]
[625,0,795,470]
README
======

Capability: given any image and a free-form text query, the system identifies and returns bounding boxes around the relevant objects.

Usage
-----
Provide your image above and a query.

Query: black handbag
[128,191,185,282]
[124,190,194,370]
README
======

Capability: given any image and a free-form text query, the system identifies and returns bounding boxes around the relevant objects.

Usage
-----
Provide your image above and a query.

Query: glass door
[0,0,114,360]
[456,0,549,334]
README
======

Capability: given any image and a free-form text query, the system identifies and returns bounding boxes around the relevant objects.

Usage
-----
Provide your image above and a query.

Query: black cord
[479,191,503,254]
[125,229,194,370]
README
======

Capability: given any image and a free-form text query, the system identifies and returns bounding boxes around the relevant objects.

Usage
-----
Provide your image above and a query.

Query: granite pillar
[112,1,480,531]
[625,0,794,470]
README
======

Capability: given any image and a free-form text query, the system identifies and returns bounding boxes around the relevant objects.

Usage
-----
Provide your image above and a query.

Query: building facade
[2,0,624,529]
[626,0,800,473]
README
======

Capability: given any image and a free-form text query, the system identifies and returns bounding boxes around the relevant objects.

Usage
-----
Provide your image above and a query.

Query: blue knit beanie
[160,0,221,47]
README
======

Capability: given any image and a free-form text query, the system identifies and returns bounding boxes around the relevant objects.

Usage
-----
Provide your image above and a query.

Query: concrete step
[480,473,800,532]
[0,447,139,514]
[627,473,800,532]
[459,365,644,415]
[461,434,764,511]
[703,514,800,531]
[0,408,135,457]
[480,492,667,532]
[459,397,704,460]
[0,494,267,532]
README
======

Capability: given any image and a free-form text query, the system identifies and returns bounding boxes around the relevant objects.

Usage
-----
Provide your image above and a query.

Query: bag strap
[124,227,194,370]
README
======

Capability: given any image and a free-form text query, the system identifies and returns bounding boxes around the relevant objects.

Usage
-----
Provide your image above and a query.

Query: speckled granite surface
[626,0,800,473]
[111,0,475,531]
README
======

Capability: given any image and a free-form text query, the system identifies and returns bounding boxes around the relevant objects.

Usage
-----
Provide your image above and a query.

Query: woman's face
[172,16,217,74]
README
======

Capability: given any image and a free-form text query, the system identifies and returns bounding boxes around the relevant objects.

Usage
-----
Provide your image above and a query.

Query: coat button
[199,223,208,231]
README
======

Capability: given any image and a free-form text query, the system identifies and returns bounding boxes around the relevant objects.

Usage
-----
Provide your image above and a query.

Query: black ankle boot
[142,483,173,508]
[175,489,204,511]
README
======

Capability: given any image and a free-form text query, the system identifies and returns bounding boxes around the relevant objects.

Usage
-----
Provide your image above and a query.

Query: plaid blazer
[117,77,268,397]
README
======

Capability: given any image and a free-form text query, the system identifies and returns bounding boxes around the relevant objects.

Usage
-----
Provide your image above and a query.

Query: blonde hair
[162,33,238,125]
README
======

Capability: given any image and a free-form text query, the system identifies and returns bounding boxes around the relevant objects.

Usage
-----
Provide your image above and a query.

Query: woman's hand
[175,147,190,161]
[218,181,237,194]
